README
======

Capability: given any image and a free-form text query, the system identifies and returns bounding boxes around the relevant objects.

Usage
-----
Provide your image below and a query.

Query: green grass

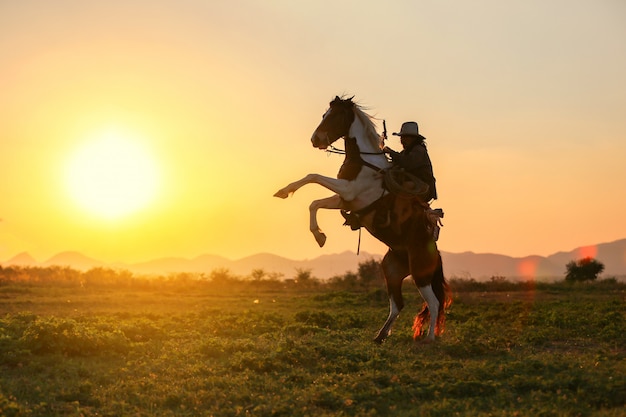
[0,279,624,416]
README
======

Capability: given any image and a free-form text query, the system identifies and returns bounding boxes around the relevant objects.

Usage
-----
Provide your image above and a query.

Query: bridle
[318,97,389,171]
[325,144,386,156]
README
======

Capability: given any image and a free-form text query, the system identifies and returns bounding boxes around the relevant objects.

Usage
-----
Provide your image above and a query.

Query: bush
[565,257,605,282]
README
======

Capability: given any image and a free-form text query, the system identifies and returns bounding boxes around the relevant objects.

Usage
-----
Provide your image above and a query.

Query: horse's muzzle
[311,131,329,149]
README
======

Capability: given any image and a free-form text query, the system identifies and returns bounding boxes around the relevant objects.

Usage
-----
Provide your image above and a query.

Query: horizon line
[2,236,625,265]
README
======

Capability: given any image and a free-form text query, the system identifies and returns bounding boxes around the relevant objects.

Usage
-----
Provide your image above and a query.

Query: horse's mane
[353,103,384,150]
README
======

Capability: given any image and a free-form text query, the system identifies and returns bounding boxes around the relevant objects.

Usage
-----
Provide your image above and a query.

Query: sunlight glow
[65,128,160,220]
[517,258,538,279]
[577,245,598,260]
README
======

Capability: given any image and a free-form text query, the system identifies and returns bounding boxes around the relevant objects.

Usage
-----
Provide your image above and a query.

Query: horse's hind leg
[416,284,440,343]
[374,250,409,344]
[410,247,442,342]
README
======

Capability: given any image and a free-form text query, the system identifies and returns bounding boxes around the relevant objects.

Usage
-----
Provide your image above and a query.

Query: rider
[383,121,437,202]
[383,121,443,240]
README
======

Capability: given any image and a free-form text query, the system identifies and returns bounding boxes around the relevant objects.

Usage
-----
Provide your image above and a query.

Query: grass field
[0,269,624,416]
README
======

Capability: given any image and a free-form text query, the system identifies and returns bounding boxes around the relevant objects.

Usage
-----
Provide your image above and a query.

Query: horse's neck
[348,121,389,169]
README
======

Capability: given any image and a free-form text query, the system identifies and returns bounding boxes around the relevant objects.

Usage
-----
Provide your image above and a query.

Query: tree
[250,268,266,282]
[357,258,382,287]
[294,268,318,288]
[565,257,605,282]
[294,268,313,283]
[210,268,237,285]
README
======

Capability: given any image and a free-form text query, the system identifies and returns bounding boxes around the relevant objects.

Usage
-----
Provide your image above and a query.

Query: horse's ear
[347,95,355,102]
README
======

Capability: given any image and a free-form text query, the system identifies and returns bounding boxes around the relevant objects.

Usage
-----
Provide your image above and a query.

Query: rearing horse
[274,96,451,343]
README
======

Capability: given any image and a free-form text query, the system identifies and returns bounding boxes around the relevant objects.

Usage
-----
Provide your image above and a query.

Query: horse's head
[311,96,356,149]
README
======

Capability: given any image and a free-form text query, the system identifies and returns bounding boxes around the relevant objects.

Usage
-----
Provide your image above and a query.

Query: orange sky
[1,1,625,264]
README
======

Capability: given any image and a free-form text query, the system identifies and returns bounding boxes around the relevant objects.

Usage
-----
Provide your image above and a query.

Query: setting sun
[1,1,625,267]
[65,128,160,220]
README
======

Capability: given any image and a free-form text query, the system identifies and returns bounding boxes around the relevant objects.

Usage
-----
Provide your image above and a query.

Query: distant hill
[0,250,381,279]
[441,252,564,280]
[545,239,626,278]
[2,239,625,280]
[42,251,104,270]
[120,251,382,279]
[441,238,626,280]
[4,252,38,267]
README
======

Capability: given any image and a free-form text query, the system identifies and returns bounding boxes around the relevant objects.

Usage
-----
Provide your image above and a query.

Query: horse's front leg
[274,174,355,200]
[309,194,343,247]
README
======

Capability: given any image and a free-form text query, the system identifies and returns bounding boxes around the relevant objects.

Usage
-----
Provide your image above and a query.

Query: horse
[274,96,452,343]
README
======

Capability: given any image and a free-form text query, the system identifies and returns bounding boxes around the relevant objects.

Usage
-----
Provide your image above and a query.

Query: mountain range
[2,238,626,281]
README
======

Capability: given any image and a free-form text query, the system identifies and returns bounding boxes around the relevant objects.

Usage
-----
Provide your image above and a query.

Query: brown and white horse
[274,96,451,343]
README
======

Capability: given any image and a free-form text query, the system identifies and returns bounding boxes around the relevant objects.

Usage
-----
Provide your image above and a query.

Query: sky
[1,0,625,264]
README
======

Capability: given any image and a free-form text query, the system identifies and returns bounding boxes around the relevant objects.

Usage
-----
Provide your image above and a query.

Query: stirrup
[341,210,361,231]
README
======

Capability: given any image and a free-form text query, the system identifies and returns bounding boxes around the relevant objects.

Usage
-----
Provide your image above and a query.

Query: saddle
[341,168,444,240]
[383,167,430,200]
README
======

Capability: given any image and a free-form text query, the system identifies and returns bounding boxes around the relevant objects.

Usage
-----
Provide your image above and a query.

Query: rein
[327,138,390,174]
[326,144,385,156]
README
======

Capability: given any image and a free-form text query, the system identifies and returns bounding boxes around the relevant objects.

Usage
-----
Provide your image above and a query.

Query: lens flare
[577,245,598,260]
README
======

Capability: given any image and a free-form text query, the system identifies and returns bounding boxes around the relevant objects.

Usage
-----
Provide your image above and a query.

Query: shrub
[565,257,605,282]
[357,258,382,287]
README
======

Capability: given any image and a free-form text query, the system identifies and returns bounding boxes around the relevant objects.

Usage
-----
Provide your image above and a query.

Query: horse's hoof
[373,331,388,344]
[314,232,327,247]
[273,189,289,199]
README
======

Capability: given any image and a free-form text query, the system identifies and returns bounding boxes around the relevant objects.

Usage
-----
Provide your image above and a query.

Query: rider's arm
[383,146,401,161]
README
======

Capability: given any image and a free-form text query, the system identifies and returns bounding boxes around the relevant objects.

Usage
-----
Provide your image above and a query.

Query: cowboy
[383,121,443,240]
[383,121,437,202]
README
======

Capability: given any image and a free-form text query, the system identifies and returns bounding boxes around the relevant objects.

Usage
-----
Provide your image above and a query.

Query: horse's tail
[413,254,452,339]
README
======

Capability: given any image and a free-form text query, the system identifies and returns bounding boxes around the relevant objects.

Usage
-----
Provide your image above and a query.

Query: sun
[65,128,160,220]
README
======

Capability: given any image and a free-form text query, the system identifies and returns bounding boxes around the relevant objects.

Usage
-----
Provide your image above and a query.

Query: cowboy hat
[392,121,425,140]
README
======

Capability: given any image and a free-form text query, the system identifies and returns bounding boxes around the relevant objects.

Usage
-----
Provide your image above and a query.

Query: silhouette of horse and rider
[275,96,451,343]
